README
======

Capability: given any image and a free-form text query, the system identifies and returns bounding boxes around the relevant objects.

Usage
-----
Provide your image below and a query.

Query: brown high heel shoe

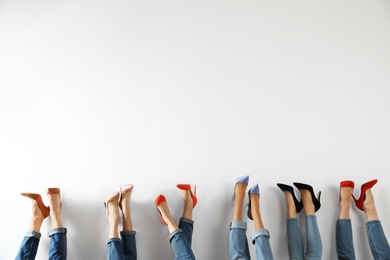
[21,193,50,219]
[119,184,134,211]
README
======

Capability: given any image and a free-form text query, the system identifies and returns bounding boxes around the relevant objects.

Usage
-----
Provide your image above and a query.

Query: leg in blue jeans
[305,215,322,260]
[15,231,41,260]
[229,220,250,260]
[287,218,304,260]
[48,227,67,260]
[336,219,355,260]
[122,230,137,260]
[251,228,274,260]
[107,238,124,260]
[169,229,195,260]
[366,220,390,260]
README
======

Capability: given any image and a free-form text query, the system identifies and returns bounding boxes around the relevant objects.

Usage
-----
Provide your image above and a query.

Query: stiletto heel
[177,184,197,208]
[339,180,354,201]
[247,184,260,220]
[352,179,378,211]
[154,194,168,226]
[119,184,134,211]
[232,175,249,201]
[21,193,50,218]
[276,183,303,213]
[293,182,321,212]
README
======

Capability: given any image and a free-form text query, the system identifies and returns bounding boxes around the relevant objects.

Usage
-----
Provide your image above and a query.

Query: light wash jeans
[168,218,196,260]
[287,216,322,260]
[229,220,274,260]
[336,219,390,260]
[15,228,67,260]
[107,230,137,260]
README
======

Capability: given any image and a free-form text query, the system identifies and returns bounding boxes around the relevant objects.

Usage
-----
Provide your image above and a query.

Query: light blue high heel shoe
[247,184,259,220]
[232,175,249,201]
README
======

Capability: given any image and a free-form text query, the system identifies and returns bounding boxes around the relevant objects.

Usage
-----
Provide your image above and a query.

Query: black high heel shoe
[276,183,303,213]
[293,182,321,212]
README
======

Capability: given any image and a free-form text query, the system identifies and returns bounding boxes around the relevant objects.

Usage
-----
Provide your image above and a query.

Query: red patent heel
[339,180,354,201]
[154,194,168,225]
[177,184,197,208]
[352,179,378,211]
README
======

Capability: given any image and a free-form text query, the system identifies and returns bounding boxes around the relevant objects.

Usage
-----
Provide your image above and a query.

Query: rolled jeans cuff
[168,229,184,243]
[48,227,67,237]
[108,237,122,244]
[251,228,270,244]
[230,220,247,230]
[121,230,136,236]
[25,230,41,239]
[179,217,194,225]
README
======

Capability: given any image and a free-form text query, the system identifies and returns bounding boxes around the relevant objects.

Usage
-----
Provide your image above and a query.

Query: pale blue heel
[232,175,249,201]
[247,184,260,220]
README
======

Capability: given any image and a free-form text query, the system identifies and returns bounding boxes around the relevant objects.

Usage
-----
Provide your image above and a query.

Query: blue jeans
[107,230,137,260]
[15,228,67,260]
[168,218,195,260]
[287,216,322,260]
[336,219,390,260]
[229,220,274,260]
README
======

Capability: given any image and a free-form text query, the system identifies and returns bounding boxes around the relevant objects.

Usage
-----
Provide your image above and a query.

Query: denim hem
[180,217,194,225]
[230,220,247,230]
[121,230,136,236]
[25,230,41,239]
[48,227,67,237]
[250,228,270,244]
[108,237,122,244]
[168,229,184,243]
[366,220,381,226]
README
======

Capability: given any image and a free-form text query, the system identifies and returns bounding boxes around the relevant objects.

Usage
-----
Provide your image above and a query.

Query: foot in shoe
[119,184,134,211]
[353,179,378,211]
[247,184,260,220]
[154,194,168,226]
[177,184,197,208]
[339,180,354,202]
[276,183,303,213]
[47,188,62,210]
[233,175,249,202]
[293,182,321,212]
[21,193,50,219]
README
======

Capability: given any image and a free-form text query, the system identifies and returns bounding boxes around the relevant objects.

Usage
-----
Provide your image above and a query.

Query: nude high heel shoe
[119,184,134,211]
[21,193,50,219]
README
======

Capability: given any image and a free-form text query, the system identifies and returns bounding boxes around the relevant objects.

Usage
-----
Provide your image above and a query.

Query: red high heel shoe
[339,180,354,201]
[352,179,378,211]
[21,193,50,219]
[177,184,197,208]
[154,194,168,225]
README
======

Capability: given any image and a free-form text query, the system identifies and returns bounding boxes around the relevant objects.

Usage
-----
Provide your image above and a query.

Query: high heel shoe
[276,183,303,213]
[21,193,50,218]
[232,175,249,201]
[154,194,168,226]
[119,184,134,211]
[339,180,354,201]
[247,184,259,220]
[47,188,62,208]
[293,182,321,212]
[177,184,197,208]
[352,179,378,211]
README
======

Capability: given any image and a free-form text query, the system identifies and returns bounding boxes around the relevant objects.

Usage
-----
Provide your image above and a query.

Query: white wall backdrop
[1,1,390,259]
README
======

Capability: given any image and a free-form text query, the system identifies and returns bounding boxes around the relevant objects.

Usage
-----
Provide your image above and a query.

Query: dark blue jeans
[107,230,137,260]
[168,218,195,260]
[15,228,67,260]
[336,219,390,260]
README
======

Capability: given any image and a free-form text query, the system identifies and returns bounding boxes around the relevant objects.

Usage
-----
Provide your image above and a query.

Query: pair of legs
[336,180,390,260]
[105,185,137,260]
[16,188,67,260]
[155,185,196,260]
[229,176,274,260]
[277,183,322,260]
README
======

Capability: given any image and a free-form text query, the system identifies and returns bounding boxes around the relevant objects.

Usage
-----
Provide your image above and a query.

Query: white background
[1,1,390,259]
